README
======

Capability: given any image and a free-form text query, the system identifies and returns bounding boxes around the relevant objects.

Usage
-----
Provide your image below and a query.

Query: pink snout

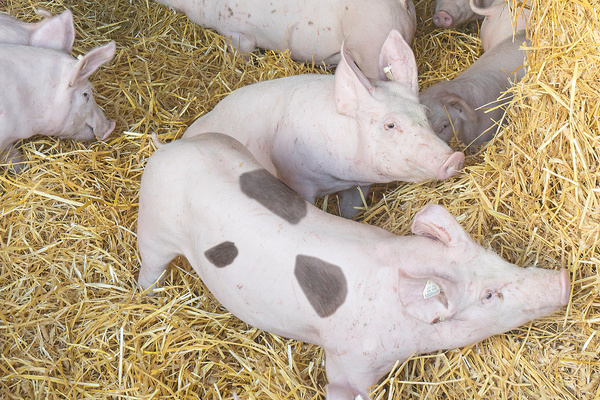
[96,119,116,141]
[437,151,464,179]
[433,11,453,27]
[559,269,570,306]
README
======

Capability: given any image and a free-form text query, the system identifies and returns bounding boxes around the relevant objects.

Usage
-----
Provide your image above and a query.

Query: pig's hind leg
[137,230,179,294]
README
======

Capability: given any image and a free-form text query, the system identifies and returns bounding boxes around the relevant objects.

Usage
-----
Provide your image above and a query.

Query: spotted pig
[137,132,570,400]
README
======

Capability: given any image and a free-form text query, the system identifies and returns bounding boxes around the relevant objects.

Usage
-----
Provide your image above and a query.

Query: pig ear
[334,42,375,117]
[411,204,471,246]
[30,10,75,52]
[442,94,478,123]
[69,41,116,86]
[378,30,419,95]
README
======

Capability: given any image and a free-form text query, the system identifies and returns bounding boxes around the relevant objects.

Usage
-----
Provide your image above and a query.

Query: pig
[182,30,465,218]
[470,0,530,51]
[154,0,416,79]
[0,9,74,52]
[420,31,528,146]
[0,42,117,172]
[137,132,571,400]
[433,0,493,28]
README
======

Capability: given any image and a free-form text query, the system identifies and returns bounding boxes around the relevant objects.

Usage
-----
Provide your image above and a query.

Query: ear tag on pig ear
[383,64,394,81]
[423,280,441,300]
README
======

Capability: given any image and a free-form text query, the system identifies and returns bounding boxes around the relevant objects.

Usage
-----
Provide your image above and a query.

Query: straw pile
[0,0,598,398]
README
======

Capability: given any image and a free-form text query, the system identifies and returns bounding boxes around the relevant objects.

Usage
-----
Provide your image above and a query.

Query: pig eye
[385,122,396,130]
[83,91,90,102]
[483,291,494,301]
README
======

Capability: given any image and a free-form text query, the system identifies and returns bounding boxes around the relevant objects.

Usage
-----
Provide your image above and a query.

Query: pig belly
[213,1,342,62]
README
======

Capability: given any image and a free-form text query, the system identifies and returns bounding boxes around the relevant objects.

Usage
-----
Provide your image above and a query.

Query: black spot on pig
[205,241,238,268]
[294,255,347,318]
[240,169,307,224]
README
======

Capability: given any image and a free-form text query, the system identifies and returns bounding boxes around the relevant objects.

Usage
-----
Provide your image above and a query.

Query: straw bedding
[0,0,598,398]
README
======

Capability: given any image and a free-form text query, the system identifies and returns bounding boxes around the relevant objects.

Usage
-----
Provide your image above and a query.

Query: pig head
[183,30,464,218]
[420,31,528,145]
[154,0,416,79]
[137,132,570,400]
[433,0,493,28]
[471,0,530,51]
[0,9,74,52]
[0,42,116,172]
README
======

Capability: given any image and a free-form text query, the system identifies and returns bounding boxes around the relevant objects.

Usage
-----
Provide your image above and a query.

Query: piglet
[420,31,528,145]
[0,42,116,172]
[433,0,493,28]
[0,9,74,52]
[183,30,464,218]
[137,132,570,400]
[471,0,530,51]
[154,0,416,79]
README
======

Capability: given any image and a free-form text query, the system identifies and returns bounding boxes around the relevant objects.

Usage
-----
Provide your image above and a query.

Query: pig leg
[137,231,179,293]
[325,352,378,400]
[337,185,370,219]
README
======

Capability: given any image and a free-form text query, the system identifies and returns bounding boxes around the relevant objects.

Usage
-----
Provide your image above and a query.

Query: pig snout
[95,119,116,140]
[437,151,464,179]
[433,11,453,27]
[559,268,570,306]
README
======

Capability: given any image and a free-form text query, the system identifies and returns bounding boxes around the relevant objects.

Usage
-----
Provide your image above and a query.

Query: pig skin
[0,9,75,52]
[420,31,528,145]
[470,0,530,52]
[183,30,464,218]
[137,132,570,400]
[154,0,416,80]
[0,42,116,172]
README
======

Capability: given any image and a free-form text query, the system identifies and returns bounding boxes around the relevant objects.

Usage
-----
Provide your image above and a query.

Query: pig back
[140,133,393,343]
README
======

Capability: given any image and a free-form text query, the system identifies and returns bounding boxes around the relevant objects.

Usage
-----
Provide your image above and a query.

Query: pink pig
[433,0,493,28]
[0,9,75,52]
[154,0,416,79]
[471,0,530,51]
[137,132,570,400]
[0,42,117,172]
[420,31,528,145]
[183,30,464,218]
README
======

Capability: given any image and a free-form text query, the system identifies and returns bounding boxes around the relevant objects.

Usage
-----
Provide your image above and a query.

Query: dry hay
[0,0,598,399]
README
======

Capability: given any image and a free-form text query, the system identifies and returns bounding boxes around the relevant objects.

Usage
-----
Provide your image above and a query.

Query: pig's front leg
[0,141,26,173]
[324,352,377,400]
[337,185,370,219]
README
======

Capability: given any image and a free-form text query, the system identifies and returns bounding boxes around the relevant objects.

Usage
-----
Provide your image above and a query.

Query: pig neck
[291,78,383,183]
[1,46,72,140]
[318,235,459,372]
